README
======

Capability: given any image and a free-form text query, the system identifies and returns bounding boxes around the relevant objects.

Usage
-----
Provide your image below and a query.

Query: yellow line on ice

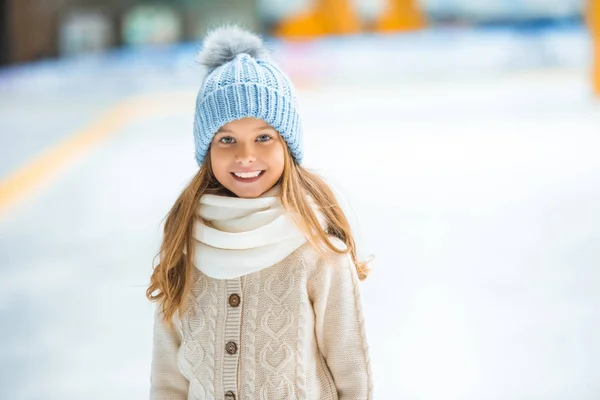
[0,91,194,217]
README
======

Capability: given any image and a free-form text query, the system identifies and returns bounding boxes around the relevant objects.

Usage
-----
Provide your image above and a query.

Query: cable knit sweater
[149,239,373,400]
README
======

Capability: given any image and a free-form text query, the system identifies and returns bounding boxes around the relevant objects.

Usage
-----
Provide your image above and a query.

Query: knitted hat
[193,25,303,166]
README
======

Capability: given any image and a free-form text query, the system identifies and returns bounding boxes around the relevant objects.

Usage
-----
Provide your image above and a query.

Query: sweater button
[224,391,236,400]
[228,293,240,307]
[225,341,238,355]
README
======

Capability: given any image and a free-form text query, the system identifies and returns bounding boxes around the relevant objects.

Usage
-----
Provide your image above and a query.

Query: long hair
[146,143,371,326]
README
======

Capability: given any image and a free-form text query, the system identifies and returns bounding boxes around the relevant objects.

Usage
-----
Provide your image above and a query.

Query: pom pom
[197,25,270,73]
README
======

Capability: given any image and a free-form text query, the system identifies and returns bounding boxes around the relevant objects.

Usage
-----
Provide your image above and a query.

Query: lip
[230,170,265,183]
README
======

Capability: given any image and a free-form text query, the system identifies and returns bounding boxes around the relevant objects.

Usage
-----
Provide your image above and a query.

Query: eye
[219,136,235,144]
[257,134,272,142]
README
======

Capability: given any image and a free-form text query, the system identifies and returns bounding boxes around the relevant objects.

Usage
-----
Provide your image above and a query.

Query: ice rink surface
[1,26,599,399]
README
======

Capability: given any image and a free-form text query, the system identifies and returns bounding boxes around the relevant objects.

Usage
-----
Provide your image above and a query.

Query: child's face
[210,118,285,198]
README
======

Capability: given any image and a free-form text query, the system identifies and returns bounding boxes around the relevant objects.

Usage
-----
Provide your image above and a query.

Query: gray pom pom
[197,25,270,73]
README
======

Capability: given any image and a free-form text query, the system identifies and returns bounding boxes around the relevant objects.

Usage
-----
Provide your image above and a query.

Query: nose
[235,142,256,164]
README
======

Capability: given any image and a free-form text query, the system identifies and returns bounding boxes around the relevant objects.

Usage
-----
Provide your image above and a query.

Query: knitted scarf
[189,186,326,279]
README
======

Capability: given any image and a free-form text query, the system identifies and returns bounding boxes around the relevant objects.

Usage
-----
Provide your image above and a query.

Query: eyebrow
[217,125,274,134]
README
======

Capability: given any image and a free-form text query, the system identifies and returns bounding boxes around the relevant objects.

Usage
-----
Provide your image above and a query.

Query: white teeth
[233,171,262,178]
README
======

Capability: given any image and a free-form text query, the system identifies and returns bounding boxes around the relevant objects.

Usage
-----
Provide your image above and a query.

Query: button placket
[223,279,242,398]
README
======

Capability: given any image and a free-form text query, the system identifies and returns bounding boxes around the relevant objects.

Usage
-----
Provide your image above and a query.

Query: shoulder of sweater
[293,236,353,276]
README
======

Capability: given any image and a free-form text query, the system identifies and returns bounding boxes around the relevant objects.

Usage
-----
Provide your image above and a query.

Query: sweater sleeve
[149,304,189,400]
[309,248,374,399]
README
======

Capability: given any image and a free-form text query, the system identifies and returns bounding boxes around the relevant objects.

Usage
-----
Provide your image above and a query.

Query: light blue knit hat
[193,25,303,166]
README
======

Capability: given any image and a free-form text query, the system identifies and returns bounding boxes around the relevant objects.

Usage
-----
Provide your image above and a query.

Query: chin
[226,183,269,199]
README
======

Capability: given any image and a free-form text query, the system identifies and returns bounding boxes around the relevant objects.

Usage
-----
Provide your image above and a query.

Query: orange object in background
[375,0,426,32]
[587,0,600,96]
[594,42,600,97]
[274,9,326,38]
[274,0,361,38]
[321,0,362,34]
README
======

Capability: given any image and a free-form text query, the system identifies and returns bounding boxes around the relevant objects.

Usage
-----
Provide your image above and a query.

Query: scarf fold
[188,186,326,279]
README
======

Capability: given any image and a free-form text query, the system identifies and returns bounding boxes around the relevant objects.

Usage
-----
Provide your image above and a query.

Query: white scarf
[189,186,326,279]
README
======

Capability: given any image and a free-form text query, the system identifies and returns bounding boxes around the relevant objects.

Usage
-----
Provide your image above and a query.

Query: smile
[231,170,265,182]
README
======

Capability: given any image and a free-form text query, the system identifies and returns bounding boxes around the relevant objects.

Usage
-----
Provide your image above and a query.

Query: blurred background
[1,0,600,399]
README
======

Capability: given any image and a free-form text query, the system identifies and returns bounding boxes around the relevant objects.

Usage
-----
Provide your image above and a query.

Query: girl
[146,25,373,400]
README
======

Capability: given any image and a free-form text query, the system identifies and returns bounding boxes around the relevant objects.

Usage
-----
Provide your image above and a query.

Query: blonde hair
[146,143,371,326]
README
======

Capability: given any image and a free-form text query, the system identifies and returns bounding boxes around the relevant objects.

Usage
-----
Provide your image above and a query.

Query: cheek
[210,148,228,175]
[266,143,285,173]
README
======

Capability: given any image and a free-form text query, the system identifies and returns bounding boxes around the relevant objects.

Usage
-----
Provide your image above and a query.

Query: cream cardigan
[149,239,373,400]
